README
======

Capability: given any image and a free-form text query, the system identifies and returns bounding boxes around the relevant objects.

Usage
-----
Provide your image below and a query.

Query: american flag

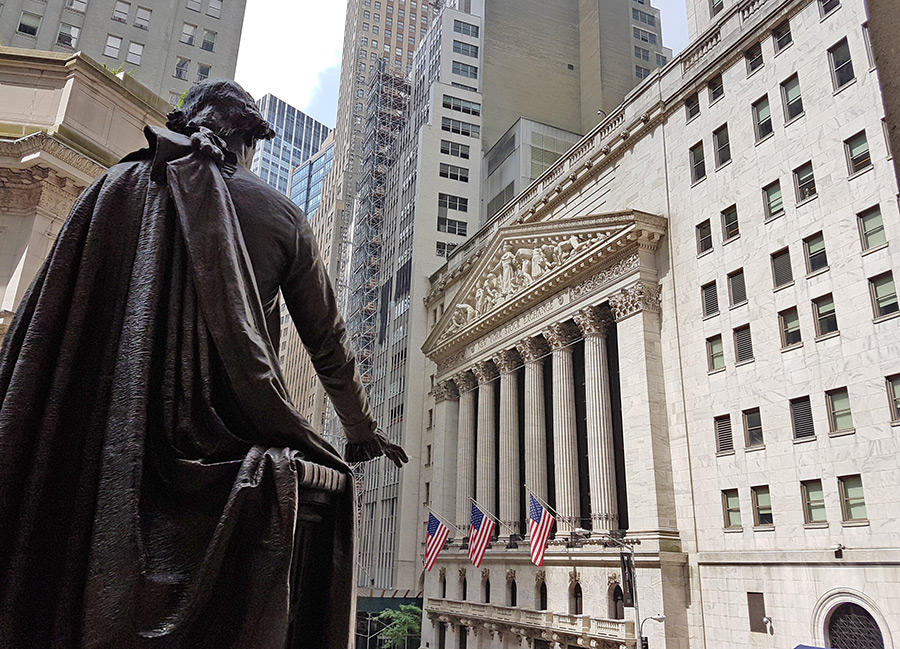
[528,494,555,566]
[424,513,450,571]
[467,503,495,568]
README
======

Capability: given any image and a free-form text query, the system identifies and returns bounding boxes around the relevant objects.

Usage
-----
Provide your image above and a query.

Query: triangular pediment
[423,210,665,359]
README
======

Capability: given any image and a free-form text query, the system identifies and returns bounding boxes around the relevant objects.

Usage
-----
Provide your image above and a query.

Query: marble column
[515,336,549,509]
[432,379,460,529]
[472,360,498,520]
[493,348,522,538]
[542,321,581,533]
[574,306,618,532]
[454,371,478,533]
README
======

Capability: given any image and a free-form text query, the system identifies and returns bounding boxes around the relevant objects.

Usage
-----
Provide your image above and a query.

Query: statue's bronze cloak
[0,127,376,648]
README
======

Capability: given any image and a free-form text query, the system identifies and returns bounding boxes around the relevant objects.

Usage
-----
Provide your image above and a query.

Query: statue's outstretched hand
[375,430,409,468]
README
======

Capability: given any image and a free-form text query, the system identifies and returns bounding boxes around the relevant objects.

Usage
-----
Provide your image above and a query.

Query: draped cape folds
[0,126,366,648]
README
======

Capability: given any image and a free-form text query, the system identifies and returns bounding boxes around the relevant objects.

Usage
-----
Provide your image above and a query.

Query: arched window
[609,584,625,619]
[461,577,467,601]
[483,578,491,603]
[571,583,583,615]
[508,580,517,607]
[440,574,447,598]
[827,603,885,649]
[538,581,548,610]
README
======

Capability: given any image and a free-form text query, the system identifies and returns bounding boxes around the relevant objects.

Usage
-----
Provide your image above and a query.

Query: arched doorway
[571,583,583,615]
[827,603,885,649]
[609,584,625,620]
[536,581,548,610]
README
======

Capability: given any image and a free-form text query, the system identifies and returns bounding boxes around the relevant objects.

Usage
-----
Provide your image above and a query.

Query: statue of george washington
[0,79,406,649]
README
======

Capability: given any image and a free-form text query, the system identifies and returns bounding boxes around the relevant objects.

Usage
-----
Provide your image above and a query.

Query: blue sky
[235,1,690,130]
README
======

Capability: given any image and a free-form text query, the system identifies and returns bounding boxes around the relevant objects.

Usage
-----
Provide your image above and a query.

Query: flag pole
[427,506,465,537]
[525,484,559,518]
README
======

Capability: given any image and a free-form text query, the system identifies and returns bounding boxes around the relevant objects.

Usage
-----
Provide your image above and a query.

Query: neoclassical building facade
[418,0,900,647]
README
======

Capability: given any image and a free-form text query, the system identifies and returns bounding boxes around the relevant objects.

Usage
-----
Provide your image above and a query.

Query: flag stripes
[467,503,495,568]
[424,513,450,571]
[528,494,555,566]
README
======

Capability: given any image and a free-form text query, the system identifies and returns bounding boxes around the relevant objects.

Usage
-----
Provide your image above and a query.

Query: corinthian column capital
[492,349,521,374]
[472,359,498,384]
[574,305,610,337]
[542,321,579,351]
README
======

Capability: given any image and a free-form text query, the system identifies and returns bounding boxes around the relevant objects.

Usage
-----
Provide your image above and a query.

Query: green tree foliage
[376,604,422,649]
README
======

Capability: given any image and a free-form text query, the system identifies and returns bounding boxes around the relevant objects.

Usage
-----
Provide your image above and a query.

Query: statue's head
[166,79,275,157]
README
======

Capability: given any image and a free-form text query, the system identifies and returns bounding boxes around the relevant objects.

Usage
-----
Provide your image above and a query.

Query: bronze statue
[0,79,406,648]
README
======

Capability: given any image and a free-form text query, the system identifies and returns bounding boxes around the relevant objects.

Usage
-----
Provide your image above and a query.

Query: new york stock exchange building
[416,0,900,647]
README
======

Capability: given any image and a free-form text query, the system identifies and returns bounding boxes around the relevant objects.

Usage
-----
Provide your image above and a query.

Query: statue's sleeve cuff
[343,429,388,463]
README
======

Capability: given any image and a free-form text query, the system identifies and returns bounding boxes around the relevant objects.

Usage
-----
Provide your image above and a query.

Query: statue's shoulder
[227,167,305,227]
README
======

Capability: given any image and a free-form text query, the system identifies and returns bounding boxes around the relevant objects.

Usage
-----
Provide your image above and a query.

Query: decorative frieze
[571,254,639,298]
[609,281,661,321]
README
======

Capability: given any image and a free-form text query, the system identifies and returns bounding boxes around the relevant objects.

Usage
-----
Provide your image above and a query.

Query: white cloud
[234,2,346,114]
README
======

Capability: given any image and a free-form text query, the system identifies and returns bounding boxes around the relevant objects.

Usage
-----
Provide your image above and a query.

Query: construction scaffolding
[347,61,410,391]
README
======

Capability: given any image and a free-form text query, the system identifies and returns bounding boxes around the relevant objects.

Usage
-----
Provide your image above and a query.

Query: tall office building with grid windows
[0,0,246,103]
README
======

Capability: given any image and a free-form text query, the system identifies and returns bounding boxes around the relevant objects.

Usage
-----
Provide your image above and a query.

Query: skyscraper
[0,0,247,104]
[250,94,332,196]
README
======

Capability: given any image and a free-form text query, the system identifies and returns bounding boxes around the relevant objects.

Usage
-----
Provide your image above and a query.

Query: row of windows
[453,19,479,38]
[442,94,481,116]
[722,474,866,531]
[437,192,467,212]
[440,139,470,159]
[437,216,467,236]
[705,273,898,368]
[632,7,655,26]
[180,22,217,51]
[633,26,657,45]
[634,46,667,67]
[436,241,458,257]
[439,163,468,182]
[112,2,151,29]
[173,57,211,82]
[103,35,143,65]
[442,117,479,138]
[452,40,478,58]
[452,60,478,79]
[713,376,900,455]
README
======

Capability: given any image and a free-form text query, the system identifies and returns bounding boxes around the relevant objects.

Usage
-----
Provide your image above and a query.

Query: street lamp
[639,615,666,649]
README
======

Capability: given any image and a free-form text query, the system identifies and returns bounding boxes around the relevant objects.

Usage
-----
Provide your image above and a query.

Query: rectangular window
[794,161,816,201]
[701,282,719,317]
[685,92,700,120]
[207,0,222,18]
[714,124,731,166]
[752,96,773,141]
[436,241,458,257]
[751,486,773,526]
[791,396,815,439]
[438,192,468,212]
[771,248,793,288]
[452,40,478,57]
[453,19,479,38]
[125,41,143,65]
[763,180,784,219]
[707,334,725,371]
[65,0,88,12]
[632,7,656,25]
[748,593,768,633]
[886,375,900,421]
[826,387,854,432]
[57,23,80,48]
[722,489,741,528]
[633,27,657,45]
[442,95,481,116]
[721,205,739,241]
[820,0,840,16]
[829,38,855,89]
[708,74,724,102]
[657,53,667,66]
[635,45,650,60]
[845,131,872,174]
[711,0,724,16]
[728,269,746,305]
[779,307,802,347]
[134,6,151,29]
[838,475,867,522]
[869,272,899,317]
[696,219,713,253]
[745,43,763,74]
[452,60,478,79]
[863,22,874,68]
[813,294,838,336]
[636,65,651,79]
[103,34,122,58]
[437,216,467,236]
[181,23,196,45]
[17,11,41,36]
[744,408,764,447]
[441,117,479,137]
[781,74,804,121]
[772,19,792,52]
[690,142,706,183]
[186,0,200,10]
[801,480,827,523]
[201,29,216,51]
[858,205,886,250]
[441,140,470,159]
[803,232,828,273]
[715,415,733,453]
[197,63,210,81]
[112,1,130,22]
[734,324,753,363]
[439,163,469,182]
[174,57,190,80]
